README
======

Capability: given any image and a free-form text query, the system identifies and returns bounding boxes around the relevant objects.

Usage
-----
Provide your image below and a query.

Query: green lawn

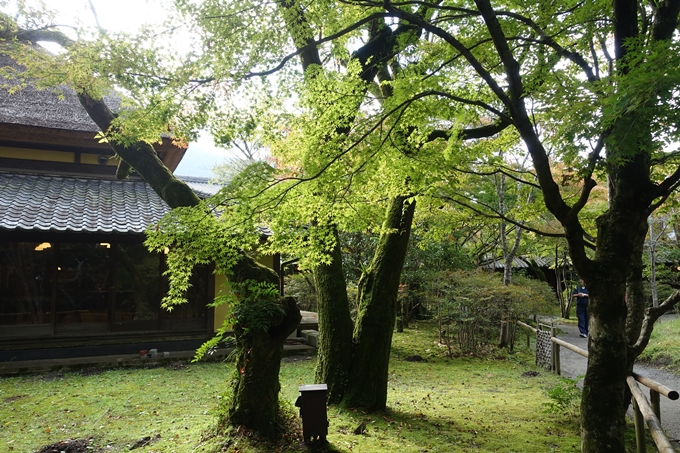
[0,323,652,452]
[638,315,680,373]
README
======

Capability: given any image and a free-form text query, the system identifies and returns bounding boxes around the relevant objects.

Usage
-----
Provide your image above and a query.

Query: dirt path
[549,315,680,447]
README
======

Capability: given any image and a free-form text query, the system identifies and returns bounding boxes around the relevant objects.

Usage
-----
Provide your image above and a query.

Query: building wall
[211,254,277,332]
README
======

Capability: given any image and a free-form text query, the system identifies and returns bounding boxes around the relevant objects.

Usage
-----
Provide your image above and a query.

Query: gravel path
[549,315,680,448]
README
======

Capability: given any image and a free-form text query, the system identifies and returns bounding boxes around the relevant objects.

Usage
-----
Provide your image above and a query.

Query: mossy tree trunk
[578,205,648,452]
[313,227,354,404]
[343,196,416,410]
[459,1,680,449]
[76,93,201,209]
[229,296,301,438]
[276,0,427,412]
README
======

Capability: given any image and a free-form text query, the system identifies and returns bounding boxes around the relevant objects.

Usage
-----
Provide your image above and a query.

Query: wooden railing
[517,320,679,453]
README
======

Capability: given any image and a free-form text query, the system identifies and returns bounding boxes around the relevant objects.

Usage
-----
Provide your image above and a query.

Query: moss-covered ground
[1,322,653,452]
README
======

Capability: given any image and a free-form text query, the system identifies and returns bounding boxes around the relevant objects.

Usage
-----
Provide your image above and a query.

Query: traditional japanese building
[0,52,274,363]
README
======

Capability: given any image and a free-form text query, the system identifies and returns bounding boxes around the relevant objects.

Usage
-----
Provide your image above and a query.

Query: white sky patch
[44,0,165,32]
[176,133,237,178]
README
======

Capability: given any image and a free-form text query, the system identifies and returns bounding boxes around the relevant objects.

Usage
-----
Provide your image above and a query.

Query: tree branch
[630,289,680,357]
[417,90,513,123]
[439,194,570,240]
[651,0,680,41]
[654,157,680,195]
[385,3,513,107]
[450,165,542,190]
[245,11,391,77]
[494,9,599,83]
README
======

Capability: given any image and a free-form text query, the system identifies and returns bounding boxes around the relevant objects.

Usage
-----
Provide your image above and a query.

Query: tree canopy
[5,0,680,450]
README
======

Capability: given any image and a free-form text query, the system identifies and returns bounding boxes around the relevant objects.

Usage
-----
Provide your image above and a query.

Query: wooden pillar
[551,326,560,375]
[526,327,530,349]
[632,398,646,453]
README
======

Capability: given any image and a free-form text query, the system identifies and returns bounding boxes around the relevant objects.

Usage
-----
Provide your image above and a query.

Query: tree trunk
[579,277,629,453]
[402,298,410,329]
[578,160,650,452]
[647,215,659,308]
[275,1,422,411]
[496,173,522,348]
[344,196,416,410]
[229,296,301,438]
[625,230,647,345]
[313,227,354,404]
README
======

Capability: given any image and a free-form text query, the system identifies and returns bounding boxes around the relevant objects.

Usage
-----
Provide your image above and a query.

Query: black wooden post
[295,384,328,443]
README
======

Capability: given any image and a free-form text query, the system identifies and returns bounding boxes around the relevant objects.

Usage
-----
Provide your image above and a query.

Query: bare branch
[427,118,512,142]
[243,12,391,78]
[494,9,599,83]
[14,27,75,47]
[653,163,680,201]
[450,165,542,190]
[651,150,680,166]
[87,0,103,32]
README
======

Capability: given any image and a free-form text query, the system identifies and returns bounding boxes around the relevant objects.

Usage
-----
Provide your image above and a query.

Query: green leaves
[230,280,284,334]
[145,202,259,309]
[602,39,680,160]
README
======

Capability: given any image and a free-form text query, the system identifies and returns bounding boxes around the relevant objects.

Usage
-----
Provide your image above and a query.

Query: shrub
[423,269,556,355]
[284,273,317,311]
[544,378,581,418]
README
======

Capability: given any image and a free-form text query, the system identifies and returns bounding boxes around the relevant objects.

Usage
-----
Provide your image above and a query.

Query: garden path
[551,315,680,447]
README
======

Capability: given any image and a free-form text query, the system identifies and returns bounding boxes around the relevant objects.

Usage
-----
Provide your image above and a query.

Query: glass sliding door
[0,242,54,337]
[55,243,111,333]
[0,239,213,338]
[112,243,161,331]
[160,264,209,331]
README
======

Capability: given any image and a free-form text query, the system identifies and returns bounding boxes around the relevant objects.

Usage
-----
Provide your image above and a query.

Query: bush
[284,273,317,311]
[544,378,581,418]
[423,269,556,355]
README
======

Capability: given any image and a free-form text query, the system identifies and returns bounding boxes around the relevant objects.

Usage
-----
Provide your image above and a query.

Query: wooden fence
[517,320,679,453]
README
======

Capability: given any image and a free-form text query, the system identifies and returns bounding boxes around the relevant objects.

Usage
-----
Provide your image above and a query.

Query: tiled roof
[178,175,223,198]
[0,172,221,234]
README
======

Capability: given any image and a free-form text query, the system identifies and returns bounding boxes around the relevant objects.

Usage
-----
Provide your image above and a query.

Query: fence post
[526,326,531,349]
[551,326,560,375]
[650,389,661,421]
[632,398,646,453]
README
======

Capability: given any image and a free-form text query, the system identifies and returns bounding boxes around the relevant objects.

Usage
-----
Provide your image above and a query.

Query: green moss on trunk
[314,228,354,404]
[228,296,301,438]
[578,178,649,452]
[344,196,415,410]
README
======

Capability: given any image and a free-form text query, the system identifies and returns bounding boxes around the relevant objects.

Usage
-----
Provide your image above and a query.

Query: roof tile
[0,172,170,233]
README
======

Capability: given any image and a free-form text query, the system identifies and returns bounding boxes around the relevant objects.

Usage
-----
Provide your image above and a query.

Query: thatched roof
[0,48,121,133]
[0,45,187,172]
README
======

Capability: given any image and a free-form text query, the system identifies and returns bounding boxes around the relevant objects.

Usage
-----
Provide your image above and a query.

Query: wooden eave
[0,122,187,172]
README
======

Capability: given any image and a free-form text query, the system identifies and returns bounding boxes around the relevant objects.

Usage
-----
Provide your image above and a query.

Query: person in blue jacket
[572,279,589,338]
